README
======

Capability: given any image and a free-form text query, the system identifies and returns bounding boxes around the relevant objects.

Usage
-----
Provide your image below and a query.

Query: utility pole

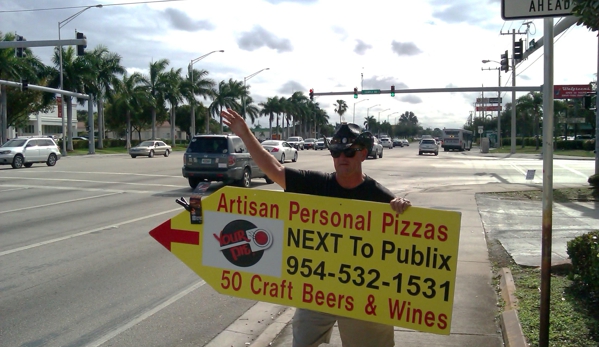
[500,28,526,154]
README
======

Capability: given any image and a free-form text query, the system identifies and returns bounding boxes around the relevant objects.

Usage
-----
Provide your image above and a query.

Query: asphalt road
[0,144,594,346]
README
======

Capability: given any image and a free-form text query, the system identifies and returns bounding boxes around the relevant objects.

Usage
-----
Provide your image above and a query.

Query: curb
[205,302,292,347]
[499,268,528,347]
[251,307,295,347]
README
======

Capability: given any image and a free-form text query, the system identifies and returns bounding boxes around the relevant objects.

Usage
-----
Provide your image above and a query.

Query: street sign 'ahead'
[501,0,573,20]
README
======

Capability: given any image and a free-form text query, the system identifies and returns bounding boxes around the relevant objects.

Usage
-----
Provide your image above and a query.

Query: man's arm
[221,109,286,189]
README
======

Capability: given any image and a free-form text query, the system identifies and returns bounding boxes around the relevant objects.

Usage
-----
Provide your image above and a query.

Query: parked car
[129,140,172,158]
[368,137,383,159]
[419,138,439,156]
[72,136,88,141]
[261,140,298,163]
[286,136,305,150]
[380,137,393,149]
[304,138,317,150]
[392,138,403,147]
[401,139,409,146]
[182,134,273,189]
[0,136,61,169]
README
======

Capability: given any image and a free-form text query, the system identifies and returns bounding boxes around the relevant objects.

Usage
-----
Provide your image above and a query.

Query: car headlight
[0,150,12,155]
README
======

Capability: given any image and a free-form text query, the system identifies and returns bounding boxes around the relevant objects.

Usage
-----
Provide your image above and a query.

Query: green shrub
[589,174,599,188]
[583,139,596,151]
[567,230,599,294]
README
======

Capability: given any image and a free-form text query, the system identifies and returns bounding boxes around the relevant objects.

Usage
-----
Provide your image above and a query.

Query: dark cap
[326,123,373,152]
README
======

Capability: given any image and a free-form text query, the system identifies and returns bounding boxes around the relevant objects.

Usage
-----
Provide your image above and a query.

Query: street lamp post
[352,99,369,124]
[482,60,502,147]
[242,68,269,134]
[366,104,380,129]
[58,4,102,156]
[377,109,390,137]
[189,50,224,136]
[387,112,398,124]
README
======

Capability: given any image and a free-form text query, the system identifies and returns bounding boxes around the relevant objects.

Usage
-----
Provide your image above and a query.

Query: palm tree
[182,68,215,135]
[51,46,94,151]
[84,46,125,149]
[516,93,543,150]
[140,59,169,139]
[364,115,376,131]
[277,96,289,139]
[517,92,543,149]
[259,97,279,139]
[244,96,261,124]
[112,72,147,149]
[287,91,309,137]
[163,68,183,147]
[334,99,348,124]
[0,31,47,143]
[209,79,241,133]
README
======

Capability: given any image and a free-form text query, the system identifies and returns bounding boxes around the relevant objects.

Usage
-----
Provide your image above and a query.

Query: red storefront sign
[475,105,502,111]
[554,85,593,99]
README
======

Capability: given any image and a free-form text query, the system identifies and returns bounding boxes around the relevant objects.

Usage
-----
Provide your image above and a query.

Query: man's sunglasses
[330,147,363,158]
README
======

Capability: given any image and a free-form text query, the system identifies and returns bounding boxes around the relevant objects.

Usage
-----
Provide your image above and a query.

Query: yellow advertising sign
[150,186,461,335]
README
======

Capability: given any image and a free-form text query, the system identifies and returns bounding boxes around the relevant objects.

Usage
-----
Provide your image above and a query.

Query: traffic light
[309,88,314,101]
[513,39,523,62]
[76,32,87,56]
[391,85,395,97]
[21,79,28,91]
[500,50,509,73]
[16,35,25,57]
[354,87,358,99]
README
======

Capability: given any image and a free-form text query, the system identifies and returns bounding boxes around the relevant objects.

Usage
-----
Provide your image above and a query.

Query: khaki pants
[292,309,395,347]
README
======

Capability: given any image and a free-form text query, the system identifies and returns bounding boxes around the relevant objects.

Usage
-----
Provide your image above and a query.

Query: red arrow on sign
[149,219,199,251]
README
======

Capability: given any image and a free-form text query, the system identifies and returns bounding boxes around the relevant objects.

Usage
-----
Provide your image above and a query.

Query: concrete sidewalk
[206,151,597,346]
[264,188,504,347]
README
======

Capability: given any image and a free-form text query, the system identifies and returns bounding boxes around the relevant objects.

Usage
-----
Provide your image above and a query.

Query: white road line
[509,163,542,184]
[556,162,591,179]
[0,176,185,188]
[84,280,207,347]
[0,192,121,215]
[15,170,180,178]
[0,208,181,257]
[0,183,160,194]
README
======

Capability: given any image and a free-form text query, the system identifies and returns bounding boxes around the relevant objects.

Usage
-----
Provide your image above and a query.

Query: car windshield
[262,141,281,146]
[287,137,300,141]
[139,141,154,146]
[2,139,27,147]
[305,138,316,142]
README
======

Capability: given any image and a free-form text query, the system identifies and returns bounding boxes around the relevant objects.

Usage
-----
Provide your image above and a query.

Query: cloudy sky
[1,0,597,130]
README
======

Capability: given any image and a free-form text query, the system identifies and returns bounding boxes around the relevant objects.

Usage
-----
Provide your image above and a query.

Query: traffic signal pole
[511,29,517,154]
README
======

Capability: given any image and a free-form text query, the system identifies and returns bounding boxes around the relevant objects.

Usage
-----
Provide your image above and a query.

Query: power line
[0,0,188,13]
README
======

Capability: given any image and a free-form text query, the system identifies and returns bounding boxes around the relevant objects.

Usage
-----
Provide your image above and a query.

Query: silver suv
[182,135,274,189]
[419,138,439,156]
[0,137,61,169]
[286,136,304,150]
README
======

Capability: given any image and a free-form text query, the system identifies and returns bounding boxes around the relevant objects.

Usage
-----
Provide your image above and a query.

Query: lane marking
[0,183,160,194]
[556,162,592,179]
[0,192,121,215]
[0,176,185,188]
[5,170,180,178]
[84,280,207,347]
[0,208,181,258]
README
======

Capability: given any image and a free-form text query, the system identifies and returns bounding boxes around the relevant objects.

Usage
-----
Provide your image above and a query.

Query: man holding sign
[222,109,411,347]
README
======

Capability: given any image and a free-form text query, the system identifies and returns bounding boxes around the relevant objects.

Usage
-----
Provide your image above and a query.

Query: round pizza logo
[213,220,273,267]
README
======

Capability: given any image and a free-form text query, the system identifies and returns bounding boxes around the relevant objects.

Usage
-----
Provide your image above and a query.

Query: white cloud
[1,0,596,131]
